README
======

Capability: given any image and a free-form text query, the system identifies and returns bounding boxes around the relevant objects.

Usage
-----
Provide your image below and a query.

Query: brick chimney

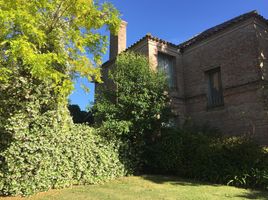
[109,20,127,59]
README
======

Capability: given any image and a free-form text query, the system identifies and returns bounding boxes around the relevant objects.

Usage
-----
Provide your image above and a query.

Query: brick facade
[99,11,268,145]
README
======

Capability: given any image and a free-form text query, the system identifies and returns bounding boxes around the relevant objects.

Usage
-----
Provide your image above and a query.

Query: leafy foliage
[0,112,126,196]
[0,0,120,100]
[142,128,183,174]
[94,52,173,171]
[0,0,123,196]
[144,124,268,190]
[95,52,171,135]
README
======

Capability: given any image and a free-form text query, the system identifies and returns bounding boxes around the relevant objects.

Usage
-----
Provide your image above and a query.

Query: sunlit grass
[1,175,268,200]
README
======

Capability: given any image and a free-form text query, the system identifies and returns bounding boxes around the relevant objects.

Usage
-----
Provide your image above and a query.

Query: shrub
[143,128,183,175]
[180,134,267,187]
[97,119,143,174]
[0,112,127,196]
[94,52,173,172]
[95,52,171,137]
[144,125,268,190]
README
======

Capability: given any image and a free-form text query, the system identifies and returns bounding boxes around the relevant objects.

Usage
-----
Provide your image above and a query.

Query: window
[157,52,176,88]
[206,67,224,108]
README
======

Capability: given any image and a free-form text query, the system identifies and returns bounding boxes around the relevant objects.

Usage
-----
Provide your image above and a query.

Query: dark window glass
[206,68,224,107]
[157,53,176,88]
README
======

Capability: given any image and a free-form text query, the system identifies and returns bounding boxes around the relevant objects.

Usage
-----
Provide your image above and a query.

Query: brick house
[97,11,268,145]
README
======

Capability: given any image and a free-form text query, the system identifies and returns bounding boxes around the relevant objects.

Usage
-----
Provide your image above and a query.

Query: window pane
[212,72,219,90]
[206,68,223,107]
[157,53,175,88]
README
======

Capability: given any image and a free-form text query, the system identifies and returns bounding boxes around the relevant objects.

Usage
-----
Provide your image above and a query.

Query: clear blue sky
[69,0,268,110]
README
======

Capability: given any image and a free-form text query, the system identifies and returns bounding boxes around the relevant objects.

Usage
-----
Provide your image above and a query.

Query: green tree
[0,1,121,195]
[0,0,120,131]
[94,52,172,169]
[0,0,120,99]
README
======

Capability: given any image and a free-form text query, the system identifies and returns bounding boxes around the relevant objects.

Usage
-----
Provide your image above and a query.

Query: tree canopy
[0,0,121,100]
[95,52,172,140]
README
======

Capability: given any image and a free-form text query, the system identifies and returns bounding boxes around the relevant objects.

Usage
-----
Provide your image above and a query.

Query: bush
[143,128,183,174]
[94,52,173,172]
[0,111,127,196]
[180,134,268,188]
[144,125,268,190]
[0,1,122,196]
[97,119,143,174]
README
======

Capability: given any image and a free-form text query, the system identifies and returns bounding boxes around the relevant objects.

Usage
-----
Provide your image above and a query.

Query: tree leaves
[95,52,172,147]
[0,2,122,195]
[0,0,121,100]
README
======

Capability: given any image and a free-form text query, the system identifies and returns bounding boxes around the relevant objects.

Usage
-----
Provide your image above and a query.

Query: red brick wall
[182,18,268,144]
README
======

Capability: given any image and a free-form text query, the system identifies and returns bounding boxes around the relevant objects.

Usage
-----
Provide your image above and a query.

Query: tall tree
[0,0,120,101]
[0,0,120,125]
[0,0,121,195]
[0,0,120,186]
[95,52,172,145]
[94,52,173,171]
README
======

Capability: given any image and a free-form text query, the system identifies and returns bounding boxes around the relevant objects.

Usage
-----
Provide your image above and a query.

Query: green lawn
[1,175,268,200]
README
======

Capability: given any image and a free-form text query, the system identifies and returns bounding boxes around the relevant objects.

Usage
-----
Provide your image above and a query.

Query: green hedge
[1,107,268,196]
[0,111,127,196]
[144,127,268,190]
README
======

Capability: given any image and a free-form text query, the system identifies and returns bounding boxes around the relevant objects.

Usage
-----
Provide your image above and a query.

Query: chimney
[109,20,127,59]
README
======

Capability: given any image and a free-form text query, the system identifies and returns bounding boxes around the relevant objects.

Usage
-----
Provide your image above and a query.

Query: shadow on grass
[142,175,268,200]
[141,174,218,187]
[235,190,268,200]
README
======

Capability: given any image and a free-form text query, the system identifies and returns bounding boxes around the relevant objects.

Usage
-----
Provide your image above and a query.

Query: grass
[1,175,268,200]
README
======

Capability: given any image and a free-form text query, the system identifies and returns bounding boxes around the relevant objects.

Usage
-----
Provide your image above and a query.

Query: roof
[125,33,177,51]
[178,10,268,50]
[102,10,268,67]
[102,33,177,67]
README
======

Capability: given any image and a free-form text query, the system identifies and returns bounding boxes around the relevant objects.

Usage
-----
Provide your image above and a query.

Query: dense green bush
[95,52,171,137]
[0,112,127,196]
[0,66,127,196]
[143,128,183,174]
[144,125,268,190]
[180,133,268,189]
[0,0,124,197]
[94,52,173,172]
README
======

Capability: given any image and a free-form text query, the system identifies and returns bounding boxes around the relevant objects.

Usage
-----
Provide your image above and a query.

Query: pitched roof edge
[102,10,267,67]
[102,34,177,67]
[125,33,177,51]
[178,10,268,51]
